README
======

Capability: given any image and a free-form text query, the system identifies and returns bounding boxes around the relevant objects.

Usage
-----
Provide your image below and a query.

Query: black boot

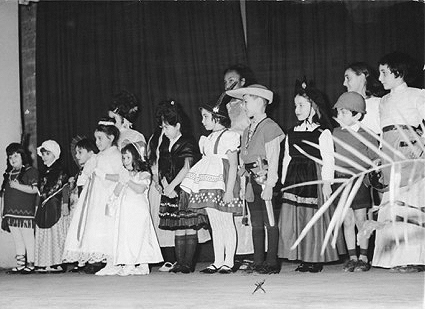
[182,234,198,273]
[171,235,186,273]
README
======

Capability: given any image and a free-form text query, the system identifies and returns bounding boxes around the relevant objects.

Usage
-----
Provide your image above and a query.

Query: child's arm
[223,150,238,203]
[94,168,120,182]
[281,136,290,184]
[9,180,38,194]
[319,129,335,200]
[163,157,191,198]
[126,172,150,194]
[263,134,284,200]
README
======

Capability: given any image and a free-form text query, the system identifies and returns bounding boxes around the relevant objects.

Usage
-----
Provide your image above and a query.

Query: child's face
[41,150,55,167]
[243,94,264,118]
[201,109,216,131]
[75,147,93,167]
[336,108,359,126]
[122,150,133,171]
[343,69,365,93]
[224,71,245,91]
[161,121,181,140]
[94,131,114,152]
[108,110,123,129]
[8,152,23,170]
[379,64,401,90]
[294,95,314,122]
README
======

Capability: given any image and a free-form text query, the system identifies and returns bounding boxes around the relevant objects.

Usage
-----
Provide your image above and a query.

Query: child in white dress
[62,118,124,275]
[100,141,163,276]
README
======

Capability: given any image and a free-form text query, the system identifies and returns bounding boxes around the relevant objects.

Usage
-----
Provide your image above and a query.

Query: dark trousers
[247,179,279,267]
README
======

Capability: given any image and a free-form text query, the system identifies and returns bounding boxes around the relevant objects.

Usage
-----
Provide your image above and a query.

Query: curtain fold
[246,1,424,131]
[36,1,424,172]
[36,1,247,173]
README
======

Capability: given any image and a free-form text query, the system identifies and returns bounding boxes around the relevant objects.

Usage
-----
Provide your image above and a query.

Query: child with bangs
[181,94,243,274]
[1,143,38,274]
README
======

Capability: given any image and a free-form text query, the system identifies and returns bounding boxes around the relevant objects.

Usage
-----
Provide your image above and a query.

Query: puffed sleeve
[318,129,334,181]
[198,136,207,154]
[136,171,151,186]
[221,130,240,153]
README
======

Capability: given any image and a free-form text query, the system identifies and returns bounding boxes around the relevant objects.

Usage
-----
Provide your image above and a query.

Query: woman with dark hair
[1,143,38,274]
[343,62,387,134]
[108,90,146,152]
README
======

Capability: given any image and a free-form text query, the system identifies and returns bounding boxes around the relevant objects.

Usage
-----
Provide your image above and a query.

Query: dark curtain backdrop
[36,1,247,173]
[246,1,425,131]
[36,1,424,173]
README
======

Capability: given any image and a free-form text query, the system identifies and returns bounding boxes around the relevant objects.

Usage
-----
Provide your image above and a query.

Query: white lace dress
[62,146,124,263]
[113,171,163,265]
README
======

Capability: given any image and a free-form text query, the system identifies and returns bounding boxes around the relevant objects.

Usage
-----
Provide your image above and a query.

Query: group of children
[1,51,424,276]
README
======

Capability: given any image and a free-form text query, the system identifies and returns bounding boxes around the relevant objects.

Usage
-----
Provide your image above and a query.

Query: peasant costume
[3,166,38,229]
[181,129,242,214]
[181,128,242,269]
[278,123,345,263]
[147,130,175,248]
[35,160,69,267]
[158,135,207,230]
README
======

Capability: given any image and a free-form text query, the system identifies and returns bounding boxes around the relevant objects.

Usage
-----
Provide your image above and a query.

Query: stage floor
[0,261,423,309]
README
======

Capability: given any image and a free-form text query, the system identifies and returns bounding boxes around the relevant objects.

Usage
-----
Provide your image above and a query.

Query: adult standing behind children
[108,90,146,151]
[343,62,387,135]
[227,84,284,274]
[223,64,257,265]
[223,64,257,136]
[373,52,425,272]
[278,80,344,273]
[1,143,38,274]
[35,140,69,273]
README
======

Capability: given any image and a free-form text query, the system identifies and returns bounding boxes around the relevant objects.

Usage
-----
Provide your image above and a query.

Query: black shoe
[170,263,183,273]
[257,264,280,274]
[308,263,323,273]
[180,264,191,274]
[200,264,219,274]
[84,263,105,274]
[295,262,310,272]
